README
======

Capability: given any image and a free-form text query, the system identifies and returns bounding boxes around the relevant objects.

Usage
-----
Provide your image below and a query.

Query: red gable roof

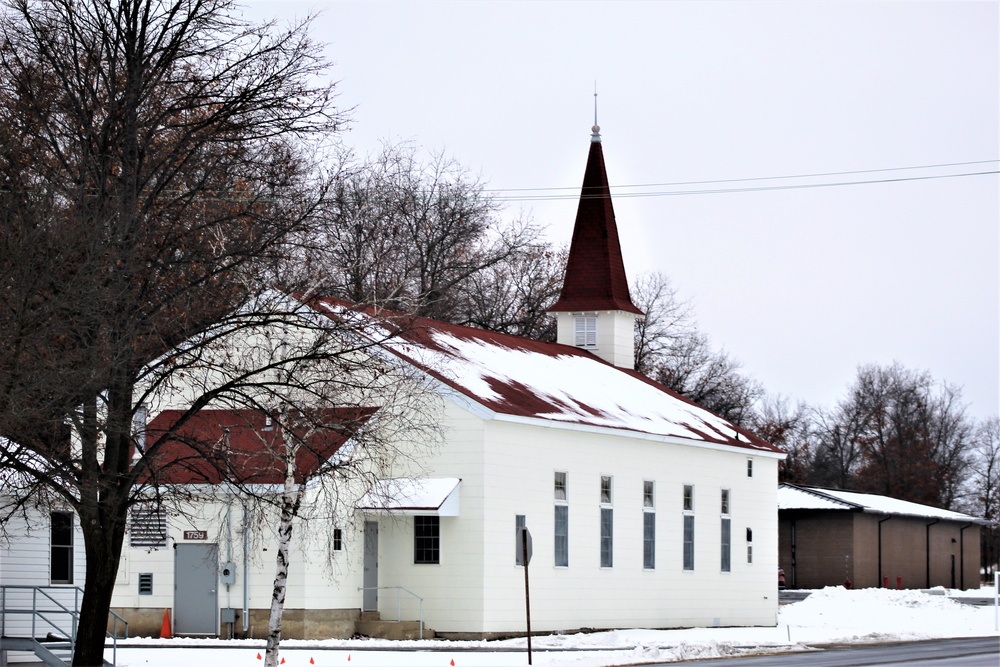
[142,408,374,485]
[307,297,780,454]
[549,136,643,315]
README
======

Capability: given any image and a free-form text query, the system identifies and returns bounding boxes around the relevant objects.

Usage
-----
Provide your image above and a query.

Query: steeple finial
[591,83,601,142]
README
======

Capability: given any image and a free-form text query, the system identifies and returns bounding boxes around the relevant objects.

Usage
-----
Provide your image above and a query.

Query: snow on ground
[106,586,998,667]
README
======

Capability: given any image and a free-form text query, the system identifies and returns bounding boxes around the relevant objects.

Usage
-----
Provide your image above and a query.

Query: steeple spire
[549,119,643,369]
[592,83,601,142]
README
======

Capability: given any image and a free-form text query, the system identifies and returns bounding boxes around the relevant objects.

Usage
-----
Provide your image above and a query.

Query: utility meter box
[219,561,237,585]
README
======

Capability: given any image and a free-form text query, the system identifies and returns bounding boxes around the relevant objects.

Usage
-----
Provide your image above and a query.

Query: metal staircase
[0,585,127,667]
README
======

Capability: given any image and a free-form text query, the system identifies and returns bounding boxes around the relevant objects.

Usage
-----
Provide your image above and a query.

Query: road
[668,637,999,666]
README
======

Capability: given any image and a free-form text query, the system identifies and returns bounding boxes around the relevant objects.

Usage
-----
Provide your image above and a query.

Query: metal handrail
[0,584,127,666]
[356,585,425,640]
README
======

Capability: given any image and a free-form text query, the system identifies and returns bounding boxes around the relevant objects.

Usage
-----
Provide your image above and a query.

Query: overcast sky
[242,0,999,421]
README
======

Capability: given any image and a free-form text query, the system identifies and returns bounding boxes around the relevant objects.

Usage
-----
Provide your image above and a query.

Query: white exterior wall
[112,492,368,633]
[367,398,488,633]
[363,402,780,635]
[1,507,87,661]
[554,311,638,369]
[474,419,779,633]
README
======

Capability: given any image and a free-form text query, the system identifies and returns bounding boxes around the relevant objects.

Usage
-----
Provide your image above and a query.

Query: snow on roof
[779,484,985,523]
[308,297,780,453]
[356,477,461,516]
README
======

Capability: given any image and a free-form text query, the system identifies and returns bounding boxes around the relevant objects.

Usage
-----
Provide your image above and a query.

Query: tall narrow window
[682,485,694,571]
[515,514,526,566]
[554,472,569,566]
[554,506,569,566]
[574,315,597,348]
[721,489,731,572]
[332,528,343,552]
[746,527,753,564]
[600,476,613,567]
[414,516,440,564]
[50,512,74,584]
[721,519,731,572]
[683,515,695,570]
[747,458,753,478]
[132,404,147,463]
[643,481,655,569]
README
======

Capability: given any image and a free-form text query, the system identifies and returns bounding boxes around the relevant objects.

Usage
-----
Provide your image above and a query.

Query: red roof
[141,408,374,485]
[548,138,643,315]
[307,297,780,454]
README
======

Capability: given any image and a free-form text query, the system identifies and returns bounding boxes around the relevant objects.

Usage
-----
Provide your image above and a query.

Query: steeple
[549,120,643,369]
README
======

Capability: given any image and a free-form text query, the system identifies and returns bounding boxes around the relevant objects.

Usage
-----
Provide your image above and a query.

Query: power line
[490,168,999,202]
[484,159,999,199]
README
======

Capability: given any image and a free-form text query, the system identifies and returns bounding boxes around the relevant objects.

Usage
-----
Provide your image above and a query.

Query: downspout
[242,500,250,634]
[878,516,892,587]
[959,523,975,590]
[790,520,797,587]
[926,519,940,588]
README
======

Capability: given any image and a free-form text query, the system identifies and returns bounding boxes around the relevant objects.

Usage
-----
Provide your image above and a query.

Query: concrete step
[355,619,433,641]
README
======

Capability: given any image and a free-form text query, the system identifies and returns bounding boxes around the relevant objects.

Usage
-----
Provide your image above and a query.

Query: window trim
[643,510,656,570]
[574,315,598,349]
[682,514,695,571]
[554,505,569,567]
[413,515,440,565]
[721,517,732,572]
[50,511,74,585]
[600,507,613,568]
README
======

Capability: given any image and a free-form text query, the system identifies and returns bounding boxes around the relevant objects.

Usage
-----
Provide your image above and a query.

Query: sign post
[519,526,533,665]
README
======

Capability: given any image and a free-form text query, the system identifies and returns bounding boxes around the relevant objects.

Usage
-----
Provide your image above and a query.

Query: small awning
[356,478,461,516]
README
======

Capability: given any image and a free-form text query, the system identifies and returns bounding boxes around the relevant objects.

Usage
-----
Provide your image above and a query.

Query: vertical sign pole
[522,526,532,665]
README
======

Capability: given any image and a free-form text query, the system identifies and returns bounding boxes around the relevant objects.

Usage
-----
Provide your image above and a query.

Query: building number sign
[183,530,208,540]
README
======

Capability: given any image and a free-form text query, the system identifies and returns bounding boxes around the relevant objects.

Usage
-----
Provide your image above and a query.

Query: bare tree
[750,395,814,484]
[319,142,543,324]
[630,271,763,426]
[965,416,1000,579]
[813,362,972,507]
[0,2,352,664]
[457,242,565,340]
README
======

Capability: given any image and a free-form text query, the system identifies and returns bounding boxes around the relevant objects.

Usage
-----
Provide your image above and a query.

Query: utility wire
[492,168,999,202]
[483,160,999,194]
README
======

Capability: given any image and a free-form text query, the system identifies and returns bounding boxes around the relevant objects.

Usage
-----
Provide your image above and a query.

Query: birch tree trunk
[264,438,305,667]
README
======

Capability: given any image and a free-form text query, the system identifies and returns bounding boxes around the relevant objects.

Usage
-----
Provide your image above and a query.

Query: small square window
[554,472,567,502]
[683,485,694,512]
[643,481,654,509]
[600,476,612,505]
[574,316,597,348]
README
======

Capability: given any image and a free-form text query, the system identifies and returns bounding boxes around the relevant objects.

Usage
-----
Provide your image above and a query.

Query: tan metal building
[778,484,984,591]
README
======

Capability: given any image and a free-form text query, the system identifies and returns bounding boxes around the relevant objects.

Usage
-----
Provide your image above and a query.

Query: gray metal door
[363,521,378,611]
[174,543,218,635]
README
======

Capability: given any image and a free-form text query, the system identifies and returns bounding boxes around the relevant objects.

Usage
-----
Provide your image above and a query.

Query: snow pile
[106,586,998,666]
[778,586,994,645]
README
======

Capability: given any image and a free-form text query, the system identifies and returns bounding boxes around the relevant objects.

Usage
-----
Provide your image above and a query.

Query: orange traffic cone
[160,609,172,639]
